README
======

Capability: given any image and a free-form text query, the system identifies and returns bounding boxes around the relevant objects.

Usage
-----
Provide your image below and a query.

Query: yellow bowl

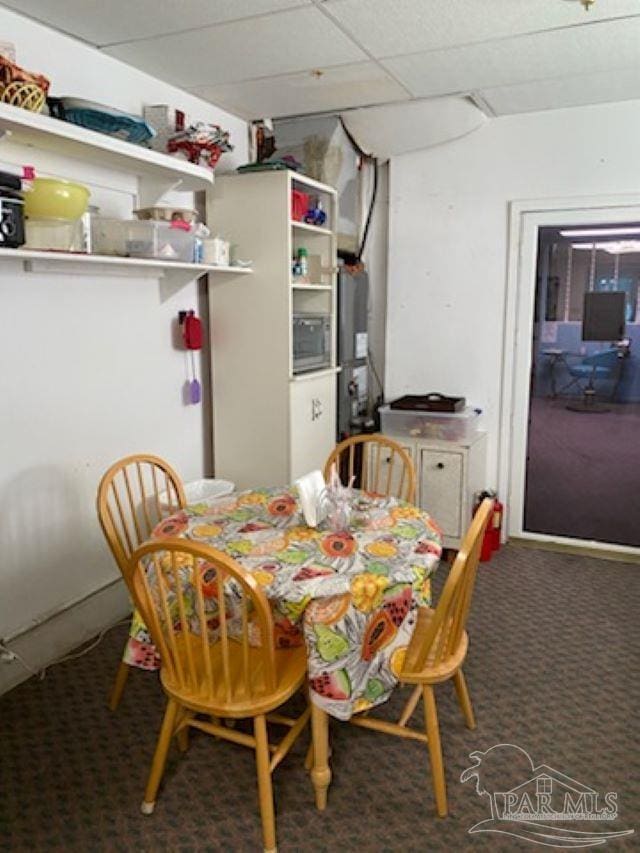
[24,178,90,221]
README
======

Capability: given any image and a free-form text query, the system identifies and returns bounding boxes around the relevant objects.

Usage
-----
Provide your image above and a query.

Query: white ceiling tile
[381,17,640,98]
[323,0,640,57]
[103,7,366,86]
[190,62,409,119]
[479,67,640,116]
[0,0,310,45]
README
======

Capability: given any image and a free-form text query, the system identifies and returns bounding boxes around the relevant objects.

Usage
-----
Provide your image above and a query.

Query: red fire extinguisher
[474,491,504,562]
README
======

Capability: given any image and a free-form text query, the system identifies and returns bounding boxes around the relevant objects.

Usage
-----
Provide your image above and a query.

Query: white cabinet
[290,372,337,481]
[207,171,338,490]
[419,447,464,540]
[363,439,415,497]
[383,431,487,549]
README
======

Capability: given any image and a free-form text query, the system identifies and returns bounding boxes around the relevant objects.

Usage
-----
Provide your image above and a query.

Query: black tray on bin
[388,393,465,413]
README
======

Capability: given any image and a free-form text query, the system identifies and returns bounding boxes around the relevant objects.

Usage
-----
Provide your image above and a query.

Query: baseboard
[0,578,131,697]
[509,536,640,565]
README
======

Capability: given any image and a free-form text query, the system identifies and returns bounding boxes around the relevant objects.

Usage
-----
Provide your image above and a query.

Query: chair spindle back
[127,539,277,706]
[324,434,416,503]
[97,454,186,581]
[405,498,493,673]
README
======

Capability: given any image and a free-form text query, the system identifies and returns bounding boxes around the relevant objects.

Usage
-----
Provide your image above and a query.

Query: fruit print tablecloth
[124,487,443,720]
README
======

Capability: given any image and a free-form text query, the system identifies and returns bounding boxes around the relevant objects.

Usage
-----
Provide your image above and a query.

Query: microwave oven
[292,312,332,373]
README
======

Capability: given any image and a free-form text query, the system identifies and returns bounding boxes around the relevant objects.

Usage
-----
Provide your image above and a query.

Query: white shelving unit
[207,170,339,489]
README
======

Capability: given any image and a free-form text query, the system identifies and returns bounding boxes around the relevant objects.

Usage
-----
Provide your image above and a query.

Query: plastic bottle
[297,247,308,278]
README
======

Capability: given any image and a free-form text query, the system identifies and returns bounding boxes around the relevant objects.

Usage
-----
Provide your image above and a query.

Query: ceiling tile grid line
[102,6,367,87]
[97,2,313,48]
[320,0,640,59]
[365,11,640,63]
[188,60,411,119]
[0,0,315,47]
[308,0,414,99]
[379,17,640,100]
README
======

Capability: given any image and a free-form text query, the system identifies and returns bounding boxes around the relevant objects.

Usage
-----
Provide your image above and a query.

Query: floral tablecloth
[125,487,443,720]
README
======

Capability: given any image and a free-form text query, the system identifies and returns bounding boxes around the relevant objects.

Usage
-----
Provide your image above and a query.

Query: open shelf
[291,220,332,236]
[0,102,214,196]
[0,247,252,281]
[290,282,332,290]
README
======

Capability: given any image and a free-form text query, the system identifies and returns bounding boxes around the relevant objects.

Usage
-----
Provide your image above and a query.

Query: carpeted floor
[1,545,638,852]
[525,397,640,547]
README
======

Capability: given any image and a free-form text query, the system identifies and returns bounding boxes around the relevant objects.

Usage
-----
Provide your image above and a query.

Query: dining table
[124,484,443,808]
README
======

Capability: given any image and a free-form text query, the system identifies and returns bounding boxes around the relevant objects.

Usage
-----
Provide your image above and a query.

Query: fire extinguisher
[474,490,503,562]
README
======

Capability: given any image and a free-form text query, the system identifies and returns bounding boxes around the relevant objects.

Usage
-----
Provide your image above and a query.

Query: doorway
[503,200,640,555]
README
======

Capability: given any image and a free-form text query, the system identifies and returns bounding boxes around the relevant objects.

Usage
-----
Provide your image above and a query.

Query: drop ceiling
[3,0,640,120]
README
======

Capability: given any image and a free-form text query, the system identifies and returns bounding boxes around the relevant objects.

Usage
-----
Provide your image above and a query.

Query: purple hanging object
[190,378,201,404]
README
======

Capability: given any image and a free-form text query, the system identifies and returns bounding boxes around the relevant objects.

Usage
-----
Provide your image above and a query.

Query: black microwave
[292,313,332,373]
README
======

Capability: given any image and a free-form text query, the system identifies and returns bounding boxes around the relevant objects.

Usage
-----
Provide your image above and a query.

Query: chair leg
[141,698,179,815]
[310,703,331,811]
[304,742,314,771]
[176,709,193,752]
[453,669,476,730]
[254,714,277,853]
[398,685,422,727]
[423,685,447,817]
[108,660,130,711]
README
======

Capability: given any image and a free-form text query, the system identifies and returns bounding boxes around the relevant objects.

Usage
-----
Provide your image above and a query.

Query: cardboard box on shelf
[143,104,190,153]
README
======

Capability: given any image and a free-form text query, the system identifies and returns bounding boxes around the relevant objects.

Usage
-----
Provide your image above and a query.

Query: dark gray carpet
[1,545,638,851]
[525,397,640,547]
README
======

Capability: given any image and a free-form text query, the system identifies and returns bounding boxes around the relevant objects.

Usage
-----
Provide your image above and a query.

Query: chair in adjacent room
[347,498,493,817]
[128,538,310,853]
[324,433,416,502]
[96,453,186,710]
[565,347,621,412]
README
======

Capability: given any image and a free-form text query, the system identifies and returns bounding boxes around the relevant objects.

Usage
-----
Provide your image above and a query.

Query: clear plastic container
[379,404,481,442]
[91,217,125,255]
[91,218,196,261]
[25,218,83,252]
[158,478,235,512]
[124,220,196,261]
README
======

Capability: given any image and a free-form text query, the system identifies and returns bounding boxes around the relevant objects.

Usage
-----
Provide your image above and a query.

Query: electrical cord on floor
[0,617,131,682]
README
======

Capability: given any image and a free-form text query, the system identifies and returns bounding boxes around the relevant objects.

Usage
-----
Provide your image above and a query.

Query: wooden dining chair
[96,453,186,711]
[324,433,416,502]
[349,497,494,817]
[127,538,310,853]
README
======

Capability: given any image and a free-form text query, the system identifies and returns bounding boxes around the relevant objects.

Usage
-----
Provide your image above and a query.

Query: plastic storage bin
[158,478,235,512]
[379,404,481,441]
[124,220,196,261]
[91,217,125,255]
[91,218,196,261]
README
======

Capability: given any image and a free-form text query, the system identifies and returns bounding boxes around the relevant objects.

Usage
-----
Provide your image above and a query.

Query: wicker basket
[0,56,49,113]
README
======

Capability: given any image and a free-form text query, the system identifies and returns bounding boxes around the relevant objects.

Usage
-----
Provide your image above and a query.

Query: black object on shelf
[389,393,465,413]
[0,186,25,248]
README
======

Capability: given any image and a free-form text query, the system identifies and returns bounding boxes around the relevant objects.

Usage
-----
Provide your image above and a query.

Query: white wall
[386,97,640,489]
[0,8,247,693]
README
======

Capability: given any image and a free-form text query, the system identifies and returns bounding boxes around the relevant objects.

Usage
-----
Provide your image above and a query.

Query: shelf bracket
[137,175,185,208]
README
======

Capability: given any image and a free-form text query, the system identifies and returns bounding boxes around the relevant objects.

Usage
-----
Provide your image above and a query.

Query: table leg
[310,702,331,810]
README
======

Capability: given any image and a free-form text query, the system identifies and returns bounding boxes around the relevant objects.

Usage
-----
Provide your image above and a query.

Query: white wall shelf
[0,248,252,285]
[0,102,214,203]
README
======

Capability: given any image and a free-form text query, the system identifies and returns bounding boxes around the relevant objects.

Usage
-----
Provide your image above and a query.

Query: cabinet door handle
[436,462,445,469]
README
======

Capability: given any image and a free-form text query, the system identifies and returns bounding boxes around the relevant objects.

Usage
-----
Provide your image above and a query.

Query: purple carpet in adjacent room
[524,397,640,547]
